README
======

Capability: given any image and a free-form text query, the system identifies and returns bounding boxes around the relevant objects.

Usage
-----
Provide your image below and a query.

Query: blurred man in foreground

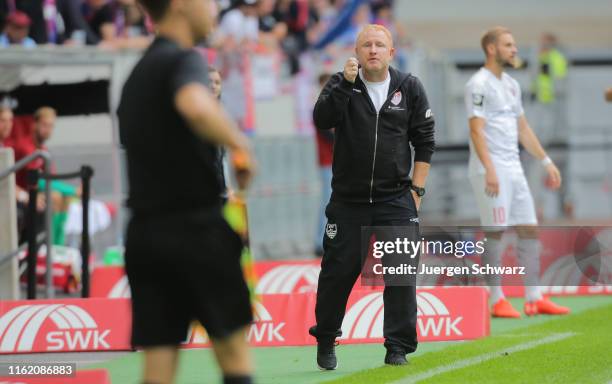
[118,0,255,383]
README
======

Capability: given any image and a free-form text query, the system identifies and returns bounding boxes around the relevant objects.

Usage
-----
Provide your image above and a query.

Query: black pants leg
[313,202,371,341]
[374,199,419,354]
[312,196,419,354]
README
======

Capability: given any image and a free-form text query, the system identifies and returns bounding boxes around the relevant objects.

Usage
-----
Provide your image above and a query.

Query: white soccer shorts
[469,171,538,228]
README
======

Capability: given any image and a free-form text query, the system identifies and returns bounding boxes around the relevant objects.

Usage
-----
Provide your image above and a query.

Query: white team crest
[391,91,402,106]
[326,224,337,239]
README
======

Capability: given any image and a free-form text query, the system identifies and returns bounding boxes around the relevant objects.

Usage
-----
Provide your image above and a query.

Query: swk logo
[340,292,463,340]
[0,305,111,352]
[255,265,320,294]
[187,302,285,344]
[326,224,338,239]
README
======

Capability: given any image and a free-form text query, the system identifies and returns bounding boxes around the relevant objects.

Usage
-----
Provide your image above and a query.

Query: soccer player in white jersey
[465,26,570,318]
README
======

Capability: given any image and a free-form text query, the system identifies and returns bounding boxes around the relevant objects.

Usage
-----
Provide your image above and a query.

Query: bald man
[309,24,435,369]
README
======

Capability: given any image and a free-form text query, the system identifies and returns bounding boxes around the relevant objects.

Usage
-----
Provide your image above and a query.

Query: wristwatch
[410,184,426,197]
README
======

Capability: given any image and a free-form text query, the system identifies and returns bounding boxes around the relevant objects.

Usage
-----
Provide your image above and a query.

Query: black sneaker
[384,349,408,366]
[308,326,339,371]
[316,340,338,370]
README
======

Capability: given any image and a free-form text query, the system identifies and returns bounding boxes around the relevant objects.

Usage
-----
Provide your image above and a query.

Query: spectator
[78,0,152,48]
[371,0,407,44]
[333,2,370,47]
[113,0,149,38]
[216,0,260,49]
[10,107,56,190]
[81,0,115,44]
[8,107,78,245]
[278,0,320,74]
[530,32,571,219]
[6,107,52,243]
[534,32,568,105]
[209,66,231,203]
[370,0,408,70]
[0,105,13,146]
[0,11,37,47]
[0,0,96,45]
[258,0,287,49]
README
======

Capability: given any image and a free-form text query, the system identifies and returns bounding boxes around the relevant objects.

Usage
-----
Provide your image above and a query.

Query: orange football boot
[491,298,521,318]
[524,297,570,316]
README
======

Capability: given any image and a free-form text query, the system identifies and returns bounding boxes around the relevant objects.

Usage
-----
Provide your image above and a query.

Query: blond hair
[356,24,394,47]
[34,106,56,121]
[481,26,512,55]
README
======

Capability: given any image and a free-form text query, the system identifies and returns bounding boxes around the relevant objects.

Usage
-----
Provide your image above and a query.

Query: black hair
[138,0,172,22]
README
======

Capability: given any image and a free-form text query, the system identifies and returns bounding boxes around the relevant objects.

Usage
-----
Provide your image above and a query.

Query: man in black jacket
[309,24,435,369]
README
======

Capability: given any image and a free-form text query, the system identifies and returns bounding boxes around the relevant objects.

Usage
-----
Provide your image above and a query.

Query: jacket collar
[355,66,409,96]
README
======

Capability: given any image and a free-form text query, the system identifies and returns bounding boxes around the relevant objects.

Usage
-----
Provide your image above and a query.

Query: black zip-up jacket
[313,66,435,203]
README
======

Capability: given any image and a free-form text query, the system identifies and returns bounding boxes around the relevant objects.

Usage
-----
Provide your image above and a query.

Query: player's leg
[311,201,370,370]
[511,174,569,316]
[125,217,194,384]
[210,327,253,383]
[189,215,254,381]
[469,173,520,317]
[372,196,419,365]
[143,347,179,384]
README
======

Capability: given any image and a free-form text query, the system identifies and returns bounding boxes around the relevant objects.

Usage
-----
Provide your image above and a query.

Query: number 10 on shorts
[492,207,506,224]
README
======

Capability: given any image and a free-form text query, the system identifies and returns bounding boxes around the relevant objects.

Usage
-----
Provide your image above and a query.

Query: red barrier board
[1,287,488,353]
[90,267,130,298]
[184,287,489,347]
[0,299,131,354]
[0,369,111,384]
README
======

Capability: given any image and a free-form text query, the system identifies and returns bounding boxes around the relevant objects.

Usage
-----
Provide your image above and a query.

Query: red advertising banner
[0,369,111,384]
[185,287,489,347]
[0,287,486,354]
[90,267,130,298]
[0,299,131,354]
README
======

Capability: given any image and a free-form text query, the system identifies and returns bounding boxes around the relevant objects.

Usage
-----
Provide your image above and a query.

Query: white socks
[517,238,543,302]
[484,236,505,304]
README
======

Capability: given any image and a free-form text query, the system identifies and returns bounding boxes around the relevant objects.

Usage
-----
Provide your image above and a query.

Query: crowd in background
[0,0,406,64]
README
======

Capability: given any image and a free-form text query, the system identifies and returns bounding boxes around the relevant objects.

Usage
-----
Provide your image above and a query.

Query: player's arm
[517,115,561,189]
[465,81,500,197]
[469,117,499,196]
[605,87,612,102]
[469,117,494,171]
[313,58,357,130]
[407,77,435,210]
[175,84,254,189]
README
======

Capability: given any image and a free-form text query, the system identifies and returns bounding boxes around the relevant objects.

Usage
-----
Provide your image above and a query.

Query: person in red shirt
[8,107,64,243]
[11,106,56,189]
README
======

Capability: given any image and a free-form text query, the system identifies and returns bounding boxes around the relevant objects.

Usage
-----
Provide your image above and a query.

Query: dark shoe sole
[317,362,338,371]
[385,359,408,366]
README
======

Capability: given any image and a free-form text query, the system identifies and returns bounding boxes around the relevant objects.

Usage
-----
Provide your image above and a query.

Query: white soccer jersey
[465,68,525,176]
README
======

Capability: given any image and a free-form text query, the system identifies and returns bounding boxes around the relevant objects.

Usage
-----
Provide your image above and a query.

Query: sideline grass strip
[326,301,612,384]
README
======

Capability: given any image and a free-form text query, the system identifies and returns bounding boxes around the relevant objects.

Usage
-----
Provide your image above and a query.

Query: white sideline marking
[393,332,576,384]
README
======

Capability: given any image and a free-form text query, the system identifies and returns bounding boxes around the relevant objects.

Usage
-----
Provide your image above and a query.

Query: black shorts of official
[125,208,253,348]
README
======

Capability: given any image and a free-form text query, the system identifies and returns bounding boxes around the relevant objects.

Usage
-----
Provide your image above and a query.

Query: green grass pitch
[94,295,612,384]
